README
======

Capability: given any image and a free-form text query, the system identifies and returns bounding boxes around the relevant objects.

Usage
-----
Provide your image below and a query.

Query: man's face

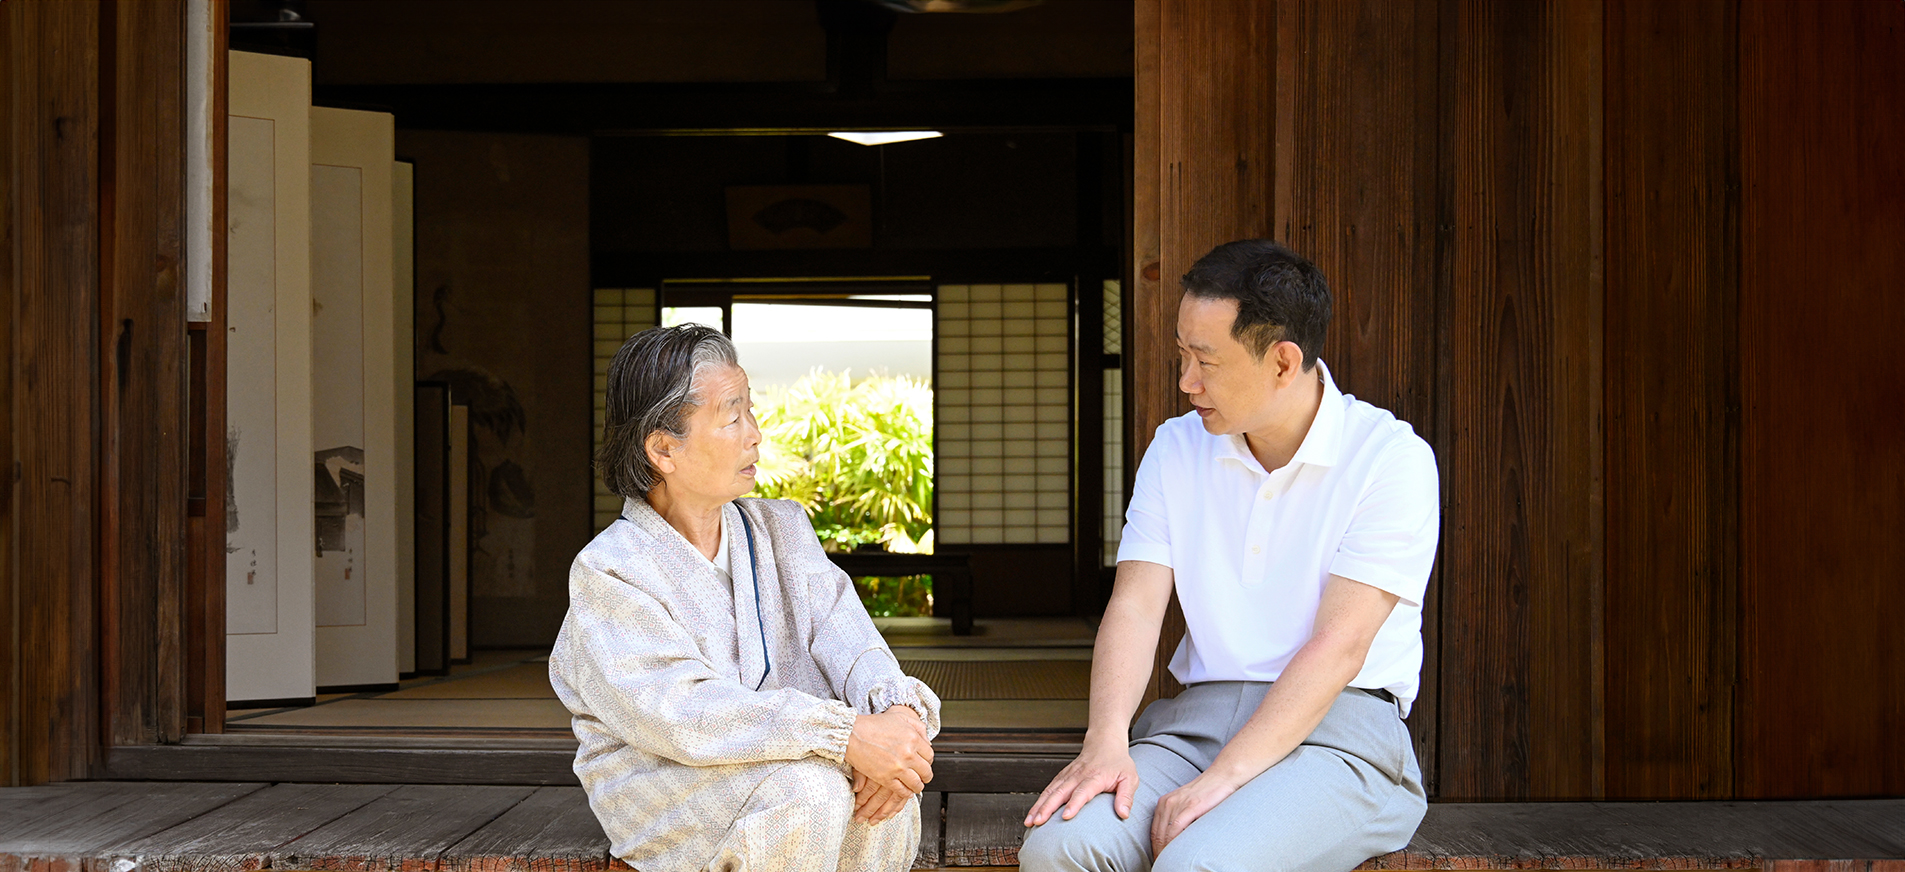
[1176,294,1283,436]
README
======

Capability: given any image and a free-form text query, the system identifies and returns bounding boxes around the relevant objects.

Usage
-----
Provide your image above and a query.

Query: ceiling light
[827,131,944,146]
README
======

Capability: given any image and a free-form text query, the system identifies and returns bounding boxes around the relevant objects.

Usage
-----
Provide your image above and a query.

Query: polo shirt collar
[1214,358,1346,473]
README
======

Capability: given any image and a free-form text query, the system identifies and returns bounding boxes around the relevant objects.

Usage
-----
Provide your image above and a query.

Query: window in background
[736,296,936,617]
[661,305,725,332]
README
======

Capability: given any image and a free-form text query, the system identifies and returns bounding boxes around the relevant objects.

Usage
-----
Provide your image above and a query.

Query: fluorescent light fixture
[827,130,944,146]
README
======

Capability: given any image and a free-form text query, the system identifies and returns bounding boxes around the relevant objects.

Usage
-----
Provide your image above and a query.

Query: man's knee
[1018,800,1129,872]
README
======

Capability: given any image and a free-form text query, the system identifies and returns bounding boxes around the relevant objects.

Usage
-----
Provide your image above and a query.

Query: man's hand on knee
[1149,772,1238,855]
[1023,738,1140,826]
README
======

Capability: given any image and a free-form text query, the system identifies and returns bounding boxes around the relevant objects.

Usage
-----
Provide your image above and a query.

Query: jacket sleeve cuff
[867,677,944,739]
[810,698,859,763]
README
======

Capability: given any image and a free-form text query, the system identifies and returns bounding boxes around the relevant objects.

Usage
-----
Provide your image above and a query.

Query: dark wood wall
[4,0,200,784]
[1133,0,1904,801]
[5,0,106,786]
[1737,0,1905,800]
[1603,0,1738,800]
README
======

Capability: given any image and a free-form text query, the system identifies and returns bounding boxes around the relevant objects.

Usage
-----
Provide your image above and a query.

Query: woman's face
[649,363,761,506]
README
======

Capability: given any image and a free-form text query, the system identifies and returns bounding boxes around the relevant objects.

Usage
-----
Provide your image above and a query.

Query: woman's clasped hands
[844,706,934,825]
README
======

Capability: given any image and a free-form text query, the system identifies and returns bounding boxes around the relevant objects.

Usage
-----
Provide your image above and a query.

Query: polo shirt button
[1250,546,1261,554]
[1261,492,1273,500]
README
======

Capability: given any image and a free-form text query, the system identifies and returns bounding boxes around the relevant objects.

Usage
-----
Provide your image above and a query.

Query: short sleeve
[1328,437,1440,607]
[1116,423,1175,569]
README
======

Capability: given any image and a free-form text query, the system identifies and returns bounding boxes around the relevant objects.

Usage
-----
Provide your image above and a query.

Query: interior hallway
[225,618,1094,734]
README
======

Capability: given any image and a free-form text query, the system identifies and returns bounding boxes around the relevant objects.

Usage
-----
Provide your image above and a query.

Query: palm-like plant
[752,370,935,616]
[754,370,935,552]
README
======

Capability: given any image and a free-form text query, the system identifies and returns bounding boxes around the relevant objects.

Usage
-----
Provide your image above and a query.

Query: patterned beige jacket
[549,496,943,872]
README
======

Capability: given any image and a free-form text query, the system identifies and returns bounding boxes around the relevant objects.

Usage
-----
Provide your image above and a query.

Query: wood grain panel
[1437,0,1603,800]
[1133,0,1279,705]
[187,0,231,735]
[9,0,103,785]
[102,0,189,748]
[1601,0,1737,800]
[1737,0,1905,799]
[1269,0,1442,794]
[944,793,1035,866]
[2,0,17,789]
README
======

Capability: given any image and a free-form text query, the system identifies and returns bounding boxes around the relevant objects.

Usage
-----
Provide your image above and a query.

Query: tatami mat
[940,700,1088,731]
[231,698,573,729]
[879,617,1097,649]
[381,663,557,700]
[898,660,1090,700]
[226,619,1095,731]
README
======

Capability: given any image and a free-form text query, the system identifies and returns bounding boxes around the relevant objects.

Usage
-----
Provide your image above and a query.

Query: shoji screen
[593,289,659,530]
[935,283,1071,546]
[1100,279,1124,567]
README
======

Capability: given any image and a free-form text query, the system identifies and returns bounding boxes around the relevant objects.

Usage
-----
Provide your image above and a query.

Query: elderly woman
[550,325,942,872]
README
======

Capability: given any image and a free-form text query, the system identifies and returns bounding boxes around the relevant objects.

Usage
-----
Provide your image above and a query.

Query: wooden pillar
[1602,0,1738,800]
[0,0,14,790]
[1131,0,1277,705]
[1436,0,1605,801]
[1737,0,1905,799]
[5,0,105,785]
[101,0,191,748]
[1268,0,1442,794]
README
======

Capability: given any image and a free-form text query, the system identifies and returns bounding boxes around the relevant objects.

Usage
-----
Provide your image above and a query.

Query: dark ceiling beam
[592,245,1120,288]
[311,78,1133,136]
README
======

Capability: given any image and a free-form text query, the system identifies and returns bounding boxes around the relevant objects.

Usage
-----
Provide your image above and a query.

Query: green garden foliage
[752,370,935,617]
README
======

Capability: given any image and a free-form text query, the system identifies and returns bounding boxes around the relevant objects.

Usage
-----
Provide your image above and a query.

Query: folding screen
[393,160,417,676]
[413,382,452,675]
[448,403,472,663]
[310,106,399,689]
[225,50,316,704]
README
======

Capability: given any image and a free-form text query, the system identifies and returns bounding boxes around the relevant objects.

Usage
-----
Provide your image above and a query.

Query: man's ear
[645,431,678,477]
[1271,340,1306,386]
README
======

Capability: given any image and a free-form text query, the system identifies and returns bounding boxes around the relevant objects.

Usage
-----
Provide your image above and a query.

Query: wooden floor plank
[268,784,537,872]
[0,782,264,855]
[944,793,1033,867]
[0,784,100,831]
[1367,801,1905,869]
[96,783,399,872]
[436,786,610,872]
[914,792,943,870]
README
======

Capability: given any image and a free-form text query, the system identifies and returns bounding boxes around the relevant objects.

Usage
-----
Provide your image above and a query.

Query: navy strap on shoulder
[618,506,773,690]
[735,508,772,690]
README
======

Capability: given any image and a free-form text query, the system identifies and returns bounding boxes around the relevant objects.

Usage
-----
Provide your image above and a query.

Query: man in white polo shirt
[1020,239,1438,872]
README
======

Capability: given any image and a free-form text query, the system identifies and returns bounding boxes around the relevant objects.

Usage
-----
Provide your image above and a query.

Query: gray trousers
[1019,682,1426,872]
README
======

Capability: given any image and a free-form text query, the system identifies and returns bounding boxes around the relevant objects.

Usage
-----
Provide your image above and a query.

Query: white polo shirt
[1117,360,1440,714]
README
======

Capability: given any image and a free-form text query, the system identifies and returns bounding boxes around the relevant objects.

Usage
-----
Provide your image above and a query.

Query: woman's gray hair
[596,324,739,500]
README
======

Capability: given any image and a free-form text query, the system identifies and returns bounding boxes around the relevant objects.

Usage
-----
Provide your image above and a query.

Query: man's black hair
[1180,239,1332,370]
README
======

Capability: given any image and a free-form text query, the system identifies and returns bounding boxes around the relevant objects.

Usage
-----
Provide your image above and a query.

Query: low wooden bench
[827,552,975,635]
[3,781,1901,872]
